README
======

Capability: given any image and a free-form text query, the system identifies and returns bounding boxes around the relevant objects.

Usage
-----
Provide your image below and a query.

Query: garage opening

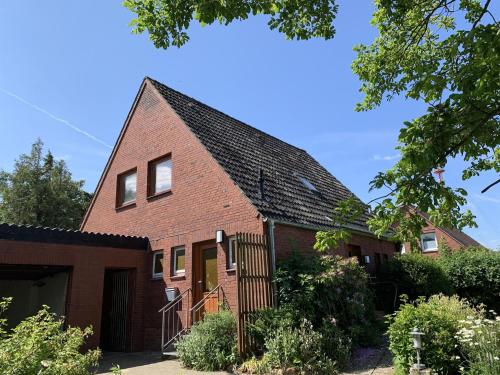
[0,264,70,329]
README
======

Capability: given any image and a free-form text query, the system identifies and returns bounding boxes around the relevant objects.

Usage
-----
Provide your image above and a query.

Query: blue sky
[0,1,498,248]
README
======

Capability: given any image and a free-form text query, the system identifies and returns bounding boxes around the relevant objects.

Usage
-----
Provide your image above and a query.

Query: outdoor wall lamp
[410,327,425,371]
[216,230,224,243]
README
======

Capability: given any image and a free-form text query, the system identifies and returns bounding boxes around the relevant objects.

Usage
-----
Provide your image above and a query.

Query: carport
[0,264,70,328]
[0,223,148,351]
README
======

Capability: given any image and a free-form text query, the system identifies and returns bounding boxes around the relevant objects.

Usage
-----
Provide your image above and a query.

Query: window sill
[226,268,236,274]
[147,190,172,201]
[170,274,186,281]
[423,249,438,253]
[151,275,163,281]
[115,202,136,211]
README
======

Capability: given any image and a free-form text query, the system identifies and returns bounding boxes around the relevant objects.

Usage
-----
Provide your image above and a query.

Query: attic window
[299,176,318,192]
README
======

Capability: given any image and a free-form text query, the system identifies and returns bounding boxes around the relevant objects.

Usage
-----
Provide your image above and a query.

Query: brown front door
[193,243,219,321]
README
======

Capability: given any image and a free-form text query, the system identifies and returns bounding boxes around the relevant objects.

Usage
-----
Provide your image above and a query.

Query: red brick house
[401,211,483,257]
[0,77,397,352]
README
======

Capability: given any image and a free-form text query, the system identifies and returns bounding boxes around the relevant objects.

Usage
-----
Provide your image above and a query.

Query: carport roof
[0,223,148,250]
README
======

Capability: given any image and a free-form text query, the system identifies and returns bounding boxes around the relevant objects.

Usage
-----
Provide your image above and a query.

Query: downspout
[265,217,277,307]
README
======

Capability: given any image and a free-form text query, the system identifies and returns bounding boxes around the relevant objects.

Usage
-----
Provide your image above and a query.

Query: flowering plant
[456,312,500,375]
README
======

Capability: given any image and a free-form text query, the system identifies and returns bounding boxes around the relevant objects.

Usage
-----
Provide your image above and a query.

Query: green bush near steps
[175,309,238,371]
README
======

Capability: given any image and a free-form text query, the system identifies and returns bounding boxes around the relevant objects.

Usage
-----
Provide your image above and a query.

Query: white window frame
[228,237,236,269]
[152,251,163,279]
[173,246,185,276]
[421,232,438,252]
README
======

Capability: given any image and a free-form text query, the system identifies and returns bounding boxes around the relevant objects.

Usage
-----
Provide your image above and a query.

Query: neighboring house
[401,211,483,257]
[0,77,397,352]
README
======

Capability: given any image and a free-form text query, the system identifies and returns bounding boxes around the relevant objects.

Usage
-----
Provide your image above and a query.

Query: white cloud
[373,154,400,161]
[474,194,500,204]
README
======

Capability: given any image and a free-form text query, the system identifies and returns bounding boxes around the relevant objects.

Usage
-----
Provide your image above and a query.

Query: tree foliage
[0,139,92,229]
[352,0,499,242]
[123,0,338,48]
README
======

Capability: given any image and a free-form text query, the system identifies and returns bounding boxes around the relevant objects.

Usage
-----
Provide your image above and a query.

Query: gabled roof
[148,77,373,232]
[0,223,148,250]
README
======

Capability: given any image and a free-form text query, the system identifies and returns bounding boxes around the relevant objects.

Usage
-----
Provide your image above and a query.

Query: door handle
[198,280,203,291]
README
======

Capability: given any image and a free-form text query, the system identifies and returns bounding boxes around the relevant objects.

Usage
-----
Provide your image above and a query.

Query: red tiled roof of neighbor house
[146,77,374,232]
[0,223,148,250]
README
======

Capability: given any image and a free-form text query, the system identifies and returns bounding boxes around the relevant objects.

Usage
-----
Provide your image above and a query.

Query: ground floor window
[228,237,236,269]
[152,251,163,278]
[173,246,185,276]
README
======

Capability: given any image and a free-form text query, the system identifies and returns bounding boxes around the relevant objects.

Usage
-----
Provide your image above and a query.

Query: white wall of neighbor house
[0,272,68,329]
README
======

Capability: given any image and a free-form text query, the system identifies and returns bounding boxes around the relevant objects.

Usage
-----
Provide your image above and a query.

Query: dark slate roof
[149,77,373,231]
[0,223,148,250]
[441,227,482,247]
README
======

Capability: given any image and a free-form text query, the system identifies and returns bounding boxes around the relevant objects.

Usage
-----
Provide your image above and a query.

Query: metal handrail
[159,288,191,313]
[160,288,191,353]
[189,284,225,323]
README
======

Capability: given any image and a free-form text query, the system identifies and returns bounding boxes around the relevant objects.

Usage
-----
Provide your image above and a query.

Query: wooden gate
[235,232,275,356]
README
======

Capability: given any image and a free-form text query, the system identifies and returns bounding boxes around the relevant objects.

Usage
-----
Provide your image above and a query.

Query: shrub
[263,319,338,374]
[275,252,378,346]
[246,309,351,371]
[176,309,238,371]
[438,246,500,312]
[380,253,453,301]
[246,307,297,354]
[456,313,500,375]
[0,298,101,375]
[387,295,480,375]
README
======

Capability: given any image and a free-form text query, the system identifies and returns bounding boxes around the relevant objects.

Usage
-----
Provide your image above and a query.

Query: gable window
[228,237,236,269]
[172,246,185,276]
[117,169,137,207]
[421,232,437,252]
[152,251,163,278]
[148,155,172,197]
[298,176,318,192]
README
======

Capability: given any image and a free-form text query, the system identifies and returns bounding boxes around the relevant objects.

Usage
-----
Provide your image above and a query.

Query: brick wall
[0,239,146,350]
[81,82,265,349]
[272,223,397,273]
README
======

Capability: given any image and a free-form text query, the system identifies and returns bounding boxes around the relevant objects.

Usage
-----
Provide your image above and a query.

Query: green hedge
[379,253,454,302]
[438,246,500,312]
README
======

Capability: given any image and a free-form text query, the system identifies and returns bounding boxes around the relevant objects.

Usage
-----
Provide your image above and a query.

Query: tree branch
[481,178,500,193]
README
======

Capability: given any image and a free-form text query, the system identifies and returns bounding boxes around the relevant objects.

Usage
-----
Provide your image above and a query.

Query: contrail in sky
[0,87,113,149]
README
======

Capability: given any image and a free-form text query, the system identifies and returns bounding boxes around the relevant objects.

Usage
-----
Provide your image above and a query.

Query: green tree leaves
[352,0,499,242]
[0,139,92,230]
[123,0,339,49]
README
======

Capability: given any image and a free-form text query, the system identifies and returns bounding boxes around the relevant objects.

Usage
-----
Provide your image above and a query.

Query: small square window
[421,232,437,252]
[173,246,185,276]
[228,237,236,269]
[117,169,137,207]
[152,251,163,278]
[148,155,172,196]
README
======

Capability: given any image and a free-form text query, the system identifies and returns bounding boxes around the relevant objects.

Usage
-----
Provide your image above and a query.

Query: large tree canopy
[123,0,338,48]
[125,0,499,248]
[0,139,92,230]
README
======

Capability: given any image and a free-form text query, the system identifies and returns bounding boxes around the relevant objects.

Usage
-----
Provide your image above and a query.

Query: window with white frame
[228,237,236,269]
[172,246,185,275]
[421,232,437,252]
[152,251,163,278]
